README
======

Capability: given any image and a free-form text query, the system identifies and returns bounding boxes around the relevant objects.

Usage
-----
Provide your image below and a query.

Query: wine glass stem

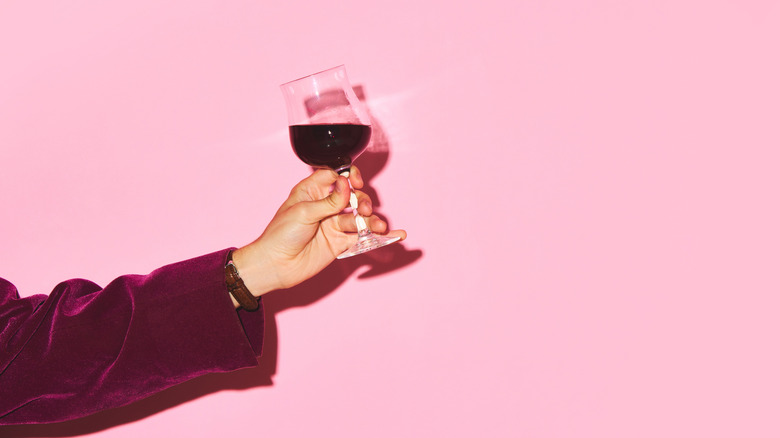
[340,170,371,236]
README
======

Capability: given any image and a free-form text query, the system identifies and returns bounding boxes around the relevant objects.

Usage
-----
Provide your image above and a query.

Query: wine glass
[280,65,401,259]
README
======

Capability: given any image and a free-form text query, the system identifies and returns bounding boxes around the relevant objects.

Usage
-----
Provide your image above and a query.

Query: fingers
[335,213,387,234]
[286,169,338,203]
[383,229,407,242]
[309,168,341,187]
[287,166,364,204]
[335,166,364,189]
[348,166,364,190]
[339,215,407,241]
[295,176,351,224]
[333,212,407,243]
[351,189,373,217]
[283,165,374,225]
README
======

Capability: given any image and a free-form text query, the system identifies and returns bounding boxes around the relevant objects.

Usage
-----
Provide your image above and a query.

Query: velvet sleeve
[0,248,264,425]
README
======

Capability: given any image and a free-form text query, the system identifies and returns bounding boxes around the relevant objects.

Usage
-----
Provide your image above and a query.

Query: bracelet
[225,250,260,311]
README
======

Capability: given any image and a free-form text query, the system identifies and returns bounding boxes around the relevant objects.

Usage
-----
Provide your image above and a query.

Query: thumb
[301,176,350,223]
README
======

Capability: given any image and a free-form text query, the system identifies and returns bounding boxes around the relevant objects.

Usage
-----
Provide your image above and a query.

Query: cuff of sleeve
[138,248,265,370]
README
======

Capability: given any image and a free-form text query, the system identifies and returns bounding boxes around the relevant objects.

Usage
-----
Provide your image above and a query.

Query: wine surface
[289,124,372,171]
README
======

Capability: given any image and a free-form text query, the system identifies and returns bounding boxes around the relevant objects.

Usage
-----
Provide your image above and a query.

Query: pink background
[2,1,779,437]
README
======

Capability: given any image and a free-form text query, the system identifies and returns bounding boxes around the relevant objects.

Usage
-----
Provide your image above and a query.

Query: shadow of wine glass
[351,84,388,206]
[0,85,423,438]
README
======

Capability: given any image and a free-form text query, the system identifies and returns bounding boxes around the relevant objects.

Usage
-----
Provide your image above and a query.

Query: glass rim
[279,64,346,87]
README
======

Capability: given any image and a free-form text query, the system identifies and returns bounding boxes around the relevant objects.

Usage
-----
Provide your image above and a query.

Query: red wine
[289,124,371,171]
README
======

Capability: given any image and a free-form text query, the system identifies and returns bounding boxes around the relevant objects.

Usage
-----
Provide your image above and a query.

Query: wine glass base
[337,234,401,259]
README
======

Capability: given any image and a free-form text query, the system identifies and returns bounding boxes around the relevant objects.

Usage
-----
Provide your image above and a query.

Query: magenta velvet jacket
[0,248,264,425]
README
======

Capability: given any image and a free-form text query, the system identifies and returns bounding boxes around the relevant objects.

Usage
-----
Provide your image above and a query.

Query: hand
[231,166,406,300]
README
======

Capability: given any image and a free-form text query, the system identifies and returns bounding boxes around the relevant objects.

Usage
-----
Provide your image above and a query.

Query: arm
[0,166,405,425]
[0,249,263,425]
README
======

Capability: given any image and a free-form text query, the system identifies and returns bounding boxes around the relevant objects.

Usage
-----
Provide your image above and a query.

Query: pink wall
[2,1,779,437]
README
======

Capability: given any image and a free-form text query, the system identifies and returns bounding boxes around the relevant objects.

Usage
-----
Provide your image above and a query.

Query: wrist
[231,245,280,297]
